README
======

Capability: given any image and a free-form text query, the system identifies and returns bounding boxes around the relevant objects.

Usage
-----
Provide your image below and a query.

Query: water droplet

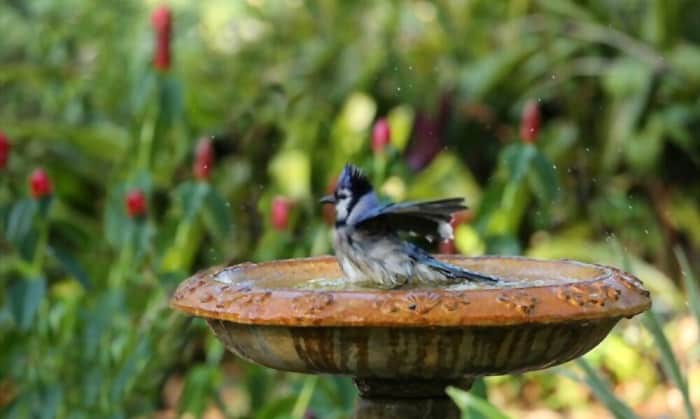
[585,147,590,152]
[552,164,557,169]
[644,229,649,235]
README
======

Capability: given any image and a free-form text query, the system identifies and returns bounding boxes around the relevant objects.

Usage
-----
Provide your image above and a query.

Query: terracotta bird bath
[170,255,651,418]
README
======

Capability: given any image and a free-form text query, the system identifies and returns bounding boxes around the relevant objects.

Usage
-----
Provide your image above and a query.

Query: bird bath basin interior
[170,255,651,418]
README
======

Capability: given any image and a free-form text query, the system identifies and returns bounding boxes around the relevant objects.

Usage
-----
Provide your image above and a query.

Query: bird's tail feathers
[427,259,501,283]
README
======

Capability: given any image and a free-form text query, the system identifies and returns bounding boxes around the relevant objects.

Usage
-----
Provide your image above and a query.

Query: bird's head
[320,164,374,224]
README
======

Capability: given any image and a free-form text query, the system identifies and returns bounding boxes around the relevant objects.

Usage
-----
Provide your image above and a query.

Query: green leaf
[291,376,318,419]
[528,149,559,204]
[9,277,46,331]
[460,43,536,100]
[536,0,595,20]
[158,75,184,127]
[173,181,204,222]
[105,185,130,248]
[38,384,62,419]
[576,359,637,419]
[111,338,150,404]
[446,386,511,419]
[619,243,694,419]
[245,363,274,412]
[6,198,38,250]
[203,187,233,239]
[674,246,700,331]
[50,246,92,289]
[500,144,536,210]
[502,144,536,184]
[178,365,221,417]
[254,395,297,419]
[466,377,490,419]
[642,311,695,419]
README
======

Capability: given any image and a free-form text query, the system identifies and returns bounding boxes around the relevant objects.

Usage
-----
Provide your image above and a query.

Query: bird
[320,164,501,289]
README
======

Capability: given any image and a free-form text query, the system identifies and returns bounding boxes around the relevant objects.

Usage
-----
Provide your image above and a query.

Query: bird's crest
[337,164,373,196]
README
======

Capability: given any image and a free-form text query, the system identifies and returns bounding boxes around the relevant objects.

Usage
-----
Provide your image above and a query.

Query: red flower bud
[151,6,172,33]
[193,137,214,181]
[271,196,292,231]
[371,118,391,154]
[0,132,10,169]
[29,168,52,199]
[151,6,172,71]
[520,100,541,144]
[126,189,147,218]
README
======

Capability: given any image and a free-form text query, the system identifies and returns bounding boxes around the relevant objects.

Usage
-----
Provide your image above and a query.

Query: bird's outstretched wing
[354,198,467,240]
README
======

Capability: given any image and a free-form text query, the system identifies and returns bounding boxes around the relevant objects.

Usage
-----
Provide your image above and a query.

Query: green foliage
[1,0,699,417]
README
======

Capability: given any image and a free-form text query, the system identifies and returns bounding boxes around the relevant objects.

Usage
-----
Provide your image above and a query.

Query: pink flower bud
[520,100,541,144]
[371,118,391,154]
[29,168,52,199]
[271,196,292,231]
[126,189,147,218]
[0,132,10,169]
[151,6,172,71]
[193,138,214,181]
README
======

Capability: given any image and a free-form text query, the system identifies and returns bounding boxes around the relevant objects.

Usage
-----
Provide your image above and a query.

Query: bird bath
[170,255,651,418]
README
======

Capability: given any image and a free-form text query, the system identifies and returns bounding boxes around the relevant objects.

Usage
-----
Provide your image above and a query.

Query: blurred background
[1,0,699,418]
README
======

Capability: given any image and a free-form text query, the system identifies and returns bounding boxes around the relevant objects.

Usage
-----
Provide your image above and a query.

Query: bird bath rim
[169,255,651,327]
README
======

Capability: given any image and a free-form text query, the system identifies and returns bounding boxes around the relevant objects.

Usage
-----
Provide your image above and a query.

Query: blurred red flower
[126,189,148,218]
[0,132,10,169]
[151,5,172,71]
[271,196,292,231]
[371,118,391,154]
[29,168,52,199]
[520,100,541,144]
[193,137,214,181]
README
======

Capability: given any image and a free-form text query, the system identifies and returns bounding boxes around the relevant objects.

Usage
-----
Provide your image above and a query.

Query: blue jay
[320,164,500,288]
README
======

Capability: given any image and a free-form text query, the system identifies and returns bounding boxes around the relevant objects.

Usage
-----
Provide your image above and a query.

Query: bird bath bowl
[170,255,650,418]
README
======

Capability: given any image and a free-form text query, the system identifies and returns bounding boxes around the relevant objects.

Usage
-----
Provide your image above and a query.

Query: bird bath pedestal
[170,256,650,418]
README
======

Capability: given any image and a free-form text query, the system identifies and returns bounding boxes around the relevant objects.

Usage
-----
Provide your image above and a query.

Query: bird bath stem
[170,256,650,418]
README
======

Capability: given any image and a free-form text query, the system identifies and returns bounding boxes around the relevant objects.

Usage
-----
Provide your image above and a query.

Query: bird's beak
[319,195,335,205]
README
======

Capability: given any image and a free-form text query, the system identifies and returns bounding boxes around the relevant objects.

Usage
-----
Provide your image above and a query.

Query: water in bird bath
[210,256,608,291]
